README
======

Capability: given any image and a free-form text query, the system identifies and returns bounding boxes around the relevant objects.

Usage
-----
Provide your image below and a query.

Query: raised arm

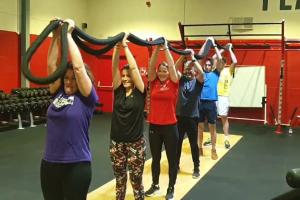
[122,33,144,93]
[148,44,160,82]
[47,20,62,94]
[175,55,185,79]
[65,19,92,97]
[226,43,237,75]
[163,40,178,83]
[210,37,223,72]
[185,48,204,83]
[198,37,218,57]
[112,42,121,90]
[191,52,204,83]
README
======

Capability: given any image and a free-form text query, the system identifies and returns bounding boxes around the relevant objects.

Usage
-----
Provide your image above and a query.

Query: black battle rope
[22,20,69,84]
[127,34,165,46]
[72,34,117,55]
[72,26,207,56]
[72,27,125,45]
[23,21,223,84]
[72,28,125,55]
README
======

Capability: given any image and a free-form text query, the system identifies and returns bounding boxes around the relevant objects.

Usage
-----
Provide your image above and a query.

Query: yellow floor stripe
[88,132,242,200]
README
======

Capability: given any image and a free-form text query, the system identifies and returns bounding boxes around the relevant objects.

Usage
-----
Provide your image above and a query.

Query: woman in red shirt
[145,40,179,200]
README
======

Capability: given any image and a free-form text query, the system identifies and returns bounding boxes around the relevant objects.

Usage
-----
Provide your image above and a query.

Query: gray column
[19,0,30,88]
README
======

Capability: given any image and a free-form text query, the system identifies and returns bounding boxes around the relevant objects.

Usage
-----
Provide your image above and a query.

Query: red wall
[1,30,300,126]
[29,35,51,88]
[0,30,20,93]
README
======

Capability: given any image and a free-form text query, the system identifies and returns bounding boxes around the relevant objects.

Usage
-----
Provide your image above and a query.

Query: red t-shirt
[148,78,179,125]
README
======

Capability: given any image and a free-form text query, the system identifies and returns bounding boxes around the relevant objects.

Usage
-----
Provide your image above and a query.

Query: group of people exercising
[40,19,237,200]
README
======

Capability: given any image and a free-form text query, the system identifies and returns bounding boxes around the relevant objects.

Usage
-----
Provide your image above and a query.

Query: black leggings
[149,123,178,188]
[40,160,91,200]
[177,116,199,169]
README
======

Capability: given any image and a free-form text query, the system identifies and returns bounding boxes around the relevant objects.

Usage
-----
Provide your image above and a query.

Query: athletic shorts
[216,96,229,116]
[198,100,217,124]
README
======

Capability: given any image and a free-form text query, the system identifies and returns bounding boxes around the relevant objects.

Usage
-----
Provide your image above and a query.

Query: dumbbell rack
[0,88,51,132]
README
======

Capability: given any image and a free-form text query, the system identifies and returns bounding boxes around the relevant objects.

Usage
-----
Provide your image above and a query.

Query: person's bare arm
[210,37,223,72]
[226,43,237,75]
[65,19,92,97]
[187,49,204,83]
[112,42,121,90]
[175,55,185,79]
[122,33,144,92]
[47,19,62,94]
[164,40,178,83]
[148,44,160,82]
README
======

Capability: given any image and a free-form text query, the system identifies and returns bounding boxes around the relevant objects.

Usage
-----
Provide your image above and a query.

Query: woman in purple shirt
[40,19,98,200]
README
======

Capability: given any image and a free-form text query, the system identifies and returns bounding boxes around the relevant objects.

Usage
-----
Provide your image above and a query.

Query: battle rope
[22,20,69,84]
[22,21,221,84]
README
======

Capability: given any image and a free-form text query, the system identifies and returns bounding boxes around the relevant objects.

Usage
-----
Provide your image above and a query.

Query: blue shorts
[198,100,217,124]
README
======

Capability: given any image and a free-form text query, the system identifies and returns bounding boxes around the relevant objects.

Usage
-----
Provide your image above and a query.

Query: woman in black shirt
[109,33,146,200]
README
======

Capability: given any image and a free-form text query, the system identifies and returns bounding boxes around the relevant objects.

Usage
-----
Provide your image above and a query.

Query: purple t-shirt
[43,87,98,163]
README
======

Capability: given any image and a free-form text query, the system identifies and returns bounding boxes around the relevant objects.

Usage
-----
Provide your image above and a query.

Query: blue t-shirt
[44,87,98,163]
[200,70,220,101]
[176,76,202,118]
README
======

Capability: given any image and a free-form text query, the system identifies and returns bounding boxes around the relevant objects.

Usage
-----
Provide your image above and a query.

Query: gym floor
[0,113,299,200]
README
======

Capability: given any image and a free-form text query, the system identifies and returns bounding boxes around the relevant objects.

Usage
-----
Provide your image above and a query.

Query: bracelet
[123,45,128,48]
[192,59,196,62]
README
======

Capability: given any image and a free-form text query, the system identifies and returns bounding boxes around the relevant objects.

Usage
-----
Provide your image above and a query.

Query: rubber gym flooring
[0,113,299,200]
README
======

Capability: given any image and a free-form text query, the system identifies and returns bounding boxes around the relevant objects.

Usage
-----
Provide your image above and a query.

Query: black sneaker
[145,184,160,197]
[165,187,174,200]
[192,169,200,179]
[203,138,211,146]
[225,140,230,149]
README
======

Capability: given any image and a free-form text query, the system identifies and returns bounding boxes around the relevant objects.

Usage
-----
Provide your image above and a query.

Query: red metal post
[275,19,285,134]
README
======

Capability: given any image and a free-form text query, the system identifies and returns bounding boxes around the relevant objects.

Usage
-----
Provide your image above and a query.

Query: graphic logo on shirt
[159,82,169,91]
[52,94,75,108]
[160,85,169,91]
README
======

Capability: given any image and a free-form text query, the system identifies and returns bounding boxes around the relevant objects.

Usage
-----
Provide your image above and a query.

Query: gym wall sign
[262,0,300,10]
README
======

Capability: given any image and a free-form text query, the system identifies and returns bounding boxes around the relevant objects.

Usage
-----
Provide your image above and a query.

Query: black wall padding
[287,168,300,189]
[127,34,165,46]
[22,20,69,84]
[72,34,116,55]
[73,27,125,45]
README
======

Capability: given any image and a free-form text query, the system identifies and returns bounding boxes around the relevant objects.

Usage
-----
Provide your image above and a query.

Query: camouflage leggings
[109,137,146,200]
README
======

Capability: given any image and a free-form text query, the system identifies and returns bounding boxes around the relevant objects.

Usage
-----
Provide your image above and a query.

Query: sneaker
[192,169,200,179]
[225,140,230,149]
[211,149,218,160]
[145,184,160,197]
[165,187,174,200]
[203,138,212,146]
[199,147,203,156]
